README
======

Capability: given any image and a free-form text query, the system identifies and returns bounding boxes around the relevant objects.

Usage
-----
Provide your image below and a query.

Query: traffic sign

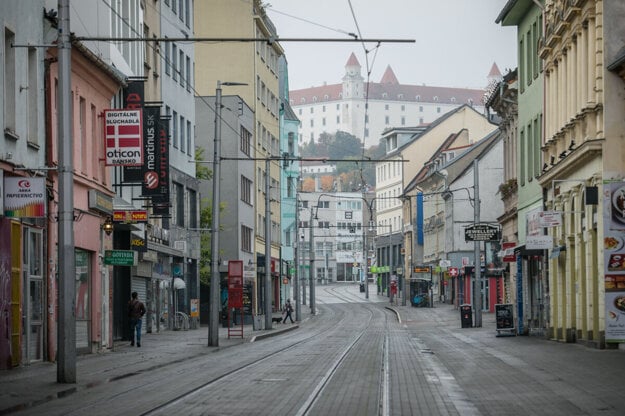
[448,267,459,277]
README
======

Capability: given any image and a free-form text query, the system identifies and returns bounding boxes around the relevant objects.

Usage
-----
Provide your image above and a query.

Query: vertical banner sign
[3,177,46,218]
[123,80,145,182]
[141,106,161,196]
[104,109,143,166]
[604,182,625,343]
[152,118,170,215]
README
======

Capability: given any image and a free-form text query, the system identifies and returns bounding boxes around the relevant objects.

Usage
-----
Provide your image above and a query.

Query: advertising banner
[603,182,625,343]
[3,177,46,218]
[104,109,143,166]
[151,118,170,216]
[141,106,161,196]
[123,80,145,181]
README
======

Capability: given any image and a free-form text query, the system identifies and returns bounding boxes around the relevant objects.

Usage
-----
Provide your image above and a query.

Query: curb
[249,324,299,342]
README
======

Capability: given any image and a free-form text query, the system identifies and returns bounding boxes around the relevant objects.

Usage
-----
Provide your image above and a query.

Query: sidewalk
[0,321,297,415]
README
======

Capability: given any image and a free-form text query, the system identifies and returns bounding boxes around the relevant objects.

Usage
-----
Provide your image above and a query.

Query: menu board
[603,182,625,343]
[495,304,514,331]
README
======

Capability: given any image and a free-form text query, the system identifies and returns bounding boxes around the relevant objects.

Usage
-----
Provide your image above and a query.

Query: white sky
[266,0,518,91]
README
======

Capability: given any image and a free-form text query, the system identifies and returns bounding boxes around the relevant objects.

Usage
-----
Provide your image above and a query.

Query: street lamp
[209,80,247,347]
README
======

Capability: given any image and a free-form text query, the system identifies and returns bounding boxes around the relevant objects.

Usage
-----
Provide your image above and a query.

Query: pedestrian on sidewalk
[282,299,294,324]
[128,292,146,347]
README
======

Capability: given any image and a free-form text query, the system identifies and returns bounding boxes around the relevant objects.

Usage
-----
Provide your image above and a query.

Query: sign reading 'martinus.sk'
[104,109,143,166]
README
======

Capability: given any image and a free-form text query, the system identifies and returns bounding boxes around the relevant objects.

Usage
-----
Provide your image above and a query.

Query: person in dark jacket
[282,299,294,324]
[128,292,146,347]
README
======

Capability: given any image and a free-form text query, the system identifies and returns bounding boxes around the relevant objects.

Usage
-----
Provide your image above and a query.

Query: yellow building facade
[194,0,284,314]
[538,0,625,347]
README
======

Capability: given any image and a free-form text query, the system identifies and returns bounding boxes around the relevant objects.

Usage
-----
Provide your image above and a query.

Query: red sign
[228,261,243,308]
[503,242,517,262]
[448,267,459,277]
[104,109,143,166]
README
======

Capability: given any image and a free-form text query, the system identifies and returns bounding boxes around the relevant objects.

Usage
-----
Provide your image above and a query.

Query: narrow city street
[3,283,625,416]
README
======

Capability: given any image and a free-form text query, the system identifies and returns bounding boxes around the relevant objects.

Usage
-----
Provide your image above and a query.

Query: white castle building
[289,53,499,147]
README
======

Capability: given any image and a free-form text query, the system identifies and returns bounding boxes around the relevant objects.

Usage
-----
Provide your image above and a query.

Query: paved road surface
[2,283,625,415]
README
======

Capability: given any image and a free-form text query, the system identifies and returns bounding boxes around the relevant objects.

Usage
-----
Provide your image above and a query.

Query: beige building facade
[538,0,625,347]
[194,0,284,314]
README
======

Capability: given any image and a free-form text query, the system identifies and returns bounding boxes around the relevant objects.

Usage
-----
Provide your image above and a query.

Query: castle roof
[379,65,399,85]
[345,52,360,67]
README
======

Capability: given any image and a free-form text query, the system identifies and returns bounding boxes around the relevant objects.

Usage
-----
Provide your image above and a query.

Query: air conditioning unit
[174,241,187,252]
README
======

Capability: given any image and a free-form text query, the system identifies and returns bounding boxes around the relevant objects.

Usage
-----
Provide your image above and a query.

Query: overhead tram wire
[98,0,414,171]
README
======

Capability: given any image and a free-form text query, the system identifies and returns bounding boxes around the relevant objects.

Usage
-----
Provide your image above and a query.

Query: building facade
[289,53,488,147]
[195,0,285,315]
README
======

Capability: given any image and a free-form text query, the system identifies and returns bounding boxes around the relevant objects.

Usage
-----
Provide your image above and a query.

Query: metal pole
[309,208,316,314]
[264,159,273,329]
[473,159,482,327]
[208,82,224,346]
[294,195,300,321]
[57,0,76,384]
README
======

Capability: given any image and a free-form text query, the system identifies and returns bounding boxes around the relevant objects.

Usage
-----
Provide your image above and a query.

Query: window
[385,116,390,124]
[164,38,170,75]
[175,182,185,226]
[336,116,340,124]
[241,226,252,252]
[437,107,441,113]
[179,50,185,86]
[310,119,314,127]
[310,107,314,114]
[187,120,192,156]
[28,47,38,143]
[185,0,190,27]
[172,44,177,81]
[322,105,326,112]
[4,29,16,133]
[322,118,326,126]
[241,175,252,204]
[189,190,197,228]
[180,115,185,153]
[79,97,87,173]
[172,111,178,148]
[419,106,423,112]
[385,104,389,110]
[288,132,295,155]
[240,126,251,156]
[401,116,405,126]
[186,56,191,91]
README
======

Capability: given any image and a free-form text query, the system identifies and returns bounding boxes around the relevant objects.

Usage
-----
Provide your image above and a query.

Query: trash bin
[460,304,472,328]
[359,283,365,293]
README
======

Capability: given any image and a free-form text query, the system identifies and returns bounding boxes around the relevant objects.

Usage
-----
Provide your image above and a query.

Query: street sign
[448,267,459,277]
[464,223,501,242]
[103,250,137,266]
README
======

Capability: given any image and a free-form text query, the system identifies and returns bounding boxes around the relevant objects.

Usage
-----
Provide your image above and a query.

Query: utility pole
[309,207,316,314]
[208,82,223,347]
[264,158,273,329]
[294,195,301,321]
[473,159,482,327]
[57,0,76,383]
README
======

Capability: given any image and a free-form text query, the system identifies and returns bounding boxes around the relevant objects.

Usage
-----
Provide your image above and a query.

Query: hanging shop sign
[104,250,137,266]
[113,209,148,223]
[464,223,501,242]
[525,235,552,250]
[104,109,143,166]
[3,176,46,218]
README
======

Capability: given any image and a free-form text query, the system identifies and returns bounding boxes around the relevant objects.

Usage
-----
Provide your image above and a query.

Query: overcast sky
[266,0,517,91]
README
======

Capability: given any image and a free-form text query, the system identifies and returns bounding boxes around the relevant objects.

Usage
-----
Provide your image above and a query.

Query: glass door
[23,227,43,363]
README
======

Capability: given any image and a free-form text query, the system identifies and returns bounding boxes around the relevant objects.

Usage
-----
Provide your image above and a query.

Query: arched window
[450,97,456,102]
[415,95,421,101]
[312,96,317,102]
[433,96,439,101]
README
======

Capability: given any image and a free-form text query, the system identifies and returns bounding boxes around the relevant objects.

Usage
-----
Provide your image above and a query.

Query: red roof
[488,62,502,77]
[379,65,399,85]
[345,52,360,67]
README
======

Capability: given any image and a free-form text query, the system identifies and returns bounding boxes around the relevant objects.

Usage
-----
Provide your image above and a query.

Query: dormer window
[415,95,421,101]
[324,94,329,100]
[450,97,456,102]
[398,94,403,99]
[433,96,439,101]
[382,92,388,98]
[300,98,306,103]
[312,96,318,102]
